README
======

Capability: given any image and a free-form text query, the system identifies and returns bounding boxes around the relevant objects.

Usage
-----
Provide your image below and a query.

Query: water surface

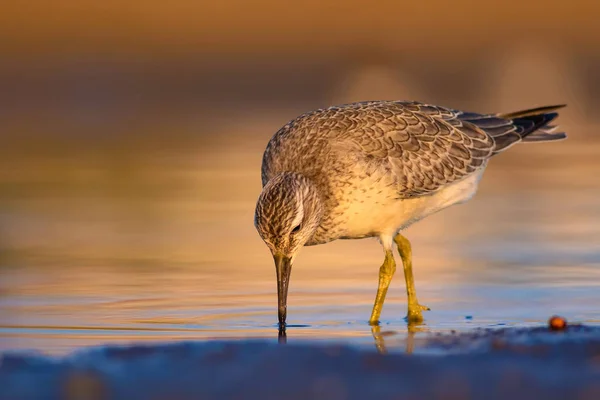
[1,133,599,355]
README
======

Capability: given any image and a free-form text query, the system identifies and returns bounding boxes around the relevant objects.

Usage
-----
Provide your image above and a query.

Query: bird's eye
[291,225,301,234]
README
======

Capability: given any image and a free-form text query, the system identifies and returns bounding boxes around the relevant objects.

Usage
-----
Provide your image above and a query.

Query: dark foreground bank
[2,325,600,400]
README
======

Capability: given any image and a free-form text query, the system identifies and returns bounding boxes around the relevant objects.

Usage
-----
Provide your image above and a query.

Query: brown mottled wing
[343,101,495,199]
[262,100,564,196]
[342,101,564,198]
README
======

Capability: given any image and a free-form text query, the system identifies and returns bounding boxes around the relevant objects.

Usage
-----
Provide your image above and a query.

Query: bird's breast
[312,168,485,242]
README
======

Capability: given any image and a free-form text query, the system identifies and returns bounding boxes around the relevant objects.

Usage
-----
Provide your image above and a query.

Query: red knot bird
[253,101,566,332]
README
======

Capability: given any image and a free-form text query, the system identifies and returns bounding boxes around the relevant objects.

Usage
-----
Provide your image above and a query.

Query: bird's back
[261,100,565,194]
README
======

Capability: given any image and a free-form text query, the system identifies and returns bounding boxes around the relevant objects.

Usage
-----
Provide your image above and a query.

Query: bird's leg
[394,233,430,322]
[369,250,396,325]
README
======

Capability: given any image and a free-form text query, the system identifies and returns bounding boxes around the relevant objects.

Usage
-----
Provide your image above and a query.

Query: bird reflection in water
[276,321,427,354]
[278,326,287,344]
[372,321,428,354]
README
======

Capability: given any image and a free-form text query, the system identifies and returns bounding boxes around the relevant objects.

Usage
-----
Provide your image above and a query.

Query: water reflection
[1,134,600,355]
[371,322,429,355]
[278,329,287,344]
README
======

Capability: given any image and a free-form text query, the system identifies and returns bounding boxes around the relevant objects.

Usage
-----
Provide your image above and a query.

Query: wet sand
[2,324,600,400]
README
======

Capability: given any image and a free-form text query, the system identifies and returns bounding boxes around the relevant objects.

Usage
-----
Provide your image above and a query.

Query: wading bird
[254,101,566,332]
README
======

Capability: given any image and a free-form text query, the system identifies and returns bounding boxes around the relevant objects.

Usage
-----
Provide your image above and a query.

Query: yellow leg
[368,250,396,325]
[394,233,430,322]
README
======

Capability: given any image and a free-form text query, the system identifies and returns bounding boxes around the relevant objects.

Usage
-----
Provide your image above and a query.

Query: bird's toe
[406,302,430,322]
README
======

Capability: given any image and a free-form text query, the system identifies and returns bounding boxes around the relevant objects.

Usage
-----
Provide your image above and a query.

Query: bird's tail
[498,104,567,143]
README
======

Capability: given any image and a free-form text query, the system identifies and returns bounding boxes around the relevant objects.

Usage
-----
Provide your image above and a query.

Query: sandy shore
[2,325,600,400]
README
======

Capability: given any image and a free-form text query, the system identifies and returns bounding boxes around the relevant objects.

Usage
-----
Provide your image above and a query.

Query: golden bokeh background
[2,0,599,263]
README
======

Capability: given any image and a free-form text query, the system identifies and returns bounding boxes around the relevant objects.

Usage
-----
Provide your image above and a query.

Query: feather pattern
[262,101,566,202]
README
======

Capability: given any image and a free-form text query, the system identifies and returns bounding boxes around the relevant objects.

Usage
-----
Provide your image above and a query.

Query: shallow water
[1,133,600,355]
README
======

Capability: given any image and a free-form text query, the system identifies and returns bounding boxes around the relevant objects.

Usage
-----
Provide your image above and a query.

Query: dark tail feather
[522,131,567,142]
[491,105,567,152]
[498,104,566,119]
[521,123,567,142]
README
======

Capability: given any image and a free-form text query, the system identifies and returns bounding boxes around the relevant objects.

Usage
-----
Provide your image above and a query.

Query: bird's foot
[406,303,430,323]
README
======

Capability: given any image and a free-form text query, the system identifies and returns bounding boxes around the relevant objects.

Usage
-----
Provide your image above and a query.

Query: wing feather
[336,101,495,198]
[330,100,562,198]
[262,101,565,198]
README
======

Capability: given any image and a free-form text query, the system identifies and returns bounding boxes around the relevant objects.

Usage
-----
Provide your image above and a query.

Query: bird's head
[254,172,323,330]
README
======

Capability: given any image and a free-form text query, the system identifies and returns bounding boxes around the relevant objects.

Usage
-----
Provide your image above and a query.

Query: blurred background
[1,0,600,354]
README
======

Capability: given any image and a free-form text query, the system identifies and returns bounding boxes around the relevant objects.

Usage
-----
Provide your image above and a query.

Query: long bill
[273,253,292,331]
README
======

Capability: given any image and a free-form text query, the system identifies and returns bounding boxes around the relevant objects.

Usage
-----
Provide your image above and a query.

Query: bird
[253,100,566,331]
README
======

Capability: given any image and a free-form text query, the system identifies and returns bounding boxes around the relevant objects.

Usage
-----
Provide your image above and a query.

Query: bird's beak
[273,253,292,331]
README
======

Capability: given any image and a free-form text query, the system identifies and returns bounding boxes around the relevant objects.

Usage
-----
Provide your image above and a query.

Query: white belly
[340,169,485,238]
